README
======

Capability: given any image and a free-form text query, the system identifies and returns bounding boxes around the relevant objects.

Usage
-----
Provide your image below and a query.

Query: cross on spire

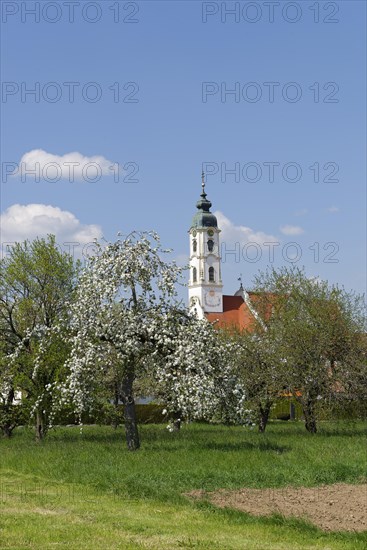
[201,170,205,194]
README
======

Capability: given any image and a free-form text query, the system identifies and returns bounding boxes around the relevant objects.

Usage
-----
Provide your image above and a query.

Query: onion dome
[191,172,218,229]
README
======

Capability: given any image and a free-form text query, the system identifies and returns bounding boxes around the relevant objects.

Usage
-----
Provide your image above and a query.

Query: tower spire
[189,176,223,314]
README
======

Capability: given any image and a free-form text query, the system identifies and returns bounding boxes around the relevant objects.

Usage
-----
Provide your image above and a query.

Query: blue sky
[1,0,366,300]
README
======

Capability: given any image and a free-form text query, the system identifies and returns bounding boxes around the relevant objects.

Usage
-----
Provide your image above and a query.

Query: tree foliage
[250,266,366,433]
[0,236,78,439]
[229,325,285,432]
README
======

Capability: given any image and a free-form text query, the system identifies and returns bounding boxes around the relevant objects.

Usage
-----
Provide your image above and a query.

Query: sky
[1,0,366,302]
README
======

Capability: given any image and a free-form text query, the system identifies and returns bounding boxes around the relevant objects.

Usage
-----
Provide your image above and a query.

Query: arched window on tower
[207,239,214,252]
[192,239,197,253]
[192,267,197,283]
[208,267,215,282]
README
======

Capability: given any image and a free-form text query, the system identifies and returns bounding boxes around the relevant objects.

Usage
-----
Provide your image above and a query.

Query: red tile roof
[206,294,257,331]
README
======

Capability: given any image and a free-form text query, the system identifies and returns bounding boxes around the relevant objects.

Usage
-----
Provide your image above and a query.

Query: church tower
[188,173,223,314]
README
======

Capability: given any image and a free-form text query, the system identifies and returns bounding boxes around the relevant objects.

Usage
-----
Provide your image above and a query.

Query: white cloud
[0,204,103,249]
[327,206,339,213]
[215,211,278,247]
[12,149,116,182]
[280,225,304,236]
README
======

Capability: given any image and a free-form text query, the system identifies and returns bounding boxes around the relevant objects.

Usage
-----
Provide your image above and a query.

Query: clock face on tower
[204,289,221,307]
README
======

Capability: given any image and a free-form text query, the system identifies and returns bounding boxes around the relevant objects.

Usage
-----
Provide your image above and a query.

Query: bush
[270,399,303,420]
[270,396,367,422]
[49,402,166,426]
[317,395,367,421]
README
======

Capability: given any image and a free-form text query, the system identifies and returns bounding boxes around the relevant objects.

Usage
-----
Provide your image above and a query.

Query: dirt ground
[187,483,367,532]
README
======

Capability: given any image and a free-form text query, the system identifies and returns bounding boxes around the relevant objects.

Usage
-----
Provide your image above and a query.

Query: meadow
[0,421,366,549]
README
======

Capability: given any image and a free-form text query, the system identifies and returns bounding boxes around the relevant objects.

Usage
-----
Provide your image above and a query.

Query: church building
[188,175,263,331]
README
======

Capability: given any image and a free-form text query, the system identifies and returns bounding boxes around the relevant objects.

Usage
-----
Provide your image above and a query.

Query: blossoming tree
[64,232,245,450]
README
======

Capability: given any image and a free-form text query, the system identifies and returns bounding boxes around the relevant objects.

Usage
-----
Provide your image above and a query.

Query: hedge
[8,397,366,428]
[270,397,367,422]
[48,402,166,426]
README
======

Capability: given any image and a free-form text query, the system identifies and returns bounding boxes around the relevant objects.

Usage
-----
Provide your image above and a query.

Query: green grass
[0,421,366,549]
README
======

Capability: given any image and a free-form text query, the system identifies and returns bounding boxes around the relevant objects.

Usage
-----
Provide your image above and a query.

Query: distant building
[188,174,264,330]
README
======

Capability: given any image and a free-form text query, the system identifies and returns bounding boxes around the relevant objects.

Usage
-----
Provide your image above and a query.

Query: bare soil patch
[187,483,367,532]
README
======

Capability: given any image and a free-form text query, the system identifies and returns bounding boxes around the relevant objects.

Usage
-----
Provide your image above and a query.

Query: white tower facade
[188,175,223,314]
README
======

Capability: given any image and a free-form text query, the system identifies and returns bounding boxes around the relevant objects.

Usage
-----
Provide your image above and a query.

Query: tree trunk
[122,372,140,451]
[172,412,181,432]
[173,419,181,431]
[258,401,272,433]
[35,410,46,441]
[112,382,120,429]
[302,399,317,434]
[2,423,15,438]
